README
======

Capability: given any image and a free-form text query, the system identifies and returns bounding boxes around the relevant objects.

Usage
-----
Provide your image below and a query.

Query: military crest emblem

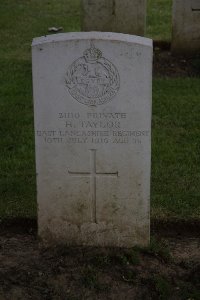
[65,41,120,106]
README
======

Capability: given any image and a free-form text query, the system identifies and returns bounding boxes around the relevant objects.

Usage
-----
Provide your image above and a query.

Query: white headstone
[172,0,200,54]
[32,32,152,247]
[81,0,146,36]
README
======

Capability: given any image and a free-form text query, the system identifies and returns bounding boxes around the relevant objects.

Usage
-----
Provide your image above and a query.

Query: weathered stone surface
[172,0,200,54]
[32,32,152,247]
[81,0,146,36]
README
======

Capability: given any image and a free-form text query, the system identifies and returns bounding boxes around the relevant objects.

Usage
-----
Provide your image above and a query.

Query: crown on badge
[83,41,102,62]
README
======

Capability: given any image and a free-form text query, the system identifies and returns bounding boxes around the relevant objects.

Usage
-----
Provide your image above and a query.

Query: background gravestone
[32,32,152,247]
[81,0,146,36]
[172,0,200,54]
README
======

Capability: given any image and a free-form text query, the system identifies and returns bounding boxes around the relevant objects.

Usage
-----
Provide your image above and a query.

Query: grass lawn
[147,0,172,41]
[0,0,199,221]
[152,79,200,220]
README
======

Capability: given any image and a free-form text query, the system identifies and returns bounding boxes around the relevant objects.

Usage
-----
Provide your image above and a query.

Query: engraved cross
[68,149,118,223]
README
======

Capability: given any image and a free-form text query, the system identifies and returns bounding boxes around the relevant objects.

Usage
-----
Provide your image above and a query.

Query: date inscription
[36,111,150,145]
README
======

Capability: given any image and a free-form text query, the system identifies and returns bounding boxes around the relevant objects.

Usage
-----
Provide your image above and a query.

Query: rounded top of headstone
[32,32,152,48]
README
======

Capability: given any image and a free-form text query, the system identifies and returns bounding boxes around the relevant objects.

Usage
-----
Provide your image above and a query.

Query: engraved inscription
[65,42,120,106]
[68,149,118,223]
[36,111,150,145]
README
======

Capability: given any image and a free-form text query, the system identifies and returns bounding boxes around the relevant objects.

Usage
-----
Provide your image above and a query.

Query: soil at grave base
[0,219,200,300]
[153,41,200,77]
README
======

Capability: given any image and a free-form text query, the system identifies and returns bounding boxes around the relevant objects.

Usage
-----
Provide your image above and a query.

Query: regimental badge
[65,41,120,106]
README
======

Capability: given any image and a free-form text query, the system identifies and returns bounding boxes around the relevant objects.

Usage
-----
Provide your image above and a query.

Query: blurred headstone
[81,0,146,36]
[172,0,200,54]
